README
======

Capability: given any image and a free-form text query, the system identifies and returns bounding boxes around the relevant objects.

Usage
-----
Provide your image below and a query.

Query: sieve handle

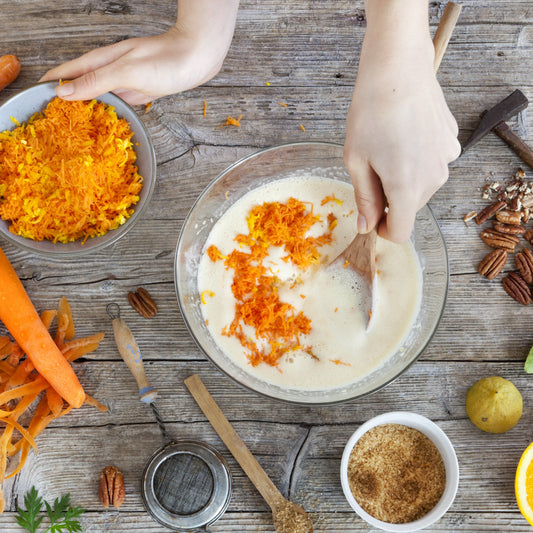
[111,317,158,404]
[184,374,285,509]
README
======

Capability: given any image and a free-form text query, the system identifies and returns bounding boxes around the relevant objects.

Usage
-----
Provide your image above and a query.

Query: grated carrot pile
[207,197,335,367]
[0,97,143,243]
[0,297,106,513]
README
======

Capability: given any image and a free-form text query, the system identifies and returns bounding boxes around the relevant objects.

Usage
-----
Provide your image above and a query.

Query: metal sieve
[107,304,232,531]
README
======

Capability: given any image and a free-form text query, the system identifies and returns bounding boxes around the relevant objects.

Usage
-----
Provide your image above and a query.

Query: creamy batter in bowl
[174,142,448,405]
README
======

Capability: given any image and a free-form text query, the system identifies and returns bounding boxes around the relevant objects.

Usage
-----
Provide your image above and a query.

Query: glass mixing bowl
[174,142,448,405]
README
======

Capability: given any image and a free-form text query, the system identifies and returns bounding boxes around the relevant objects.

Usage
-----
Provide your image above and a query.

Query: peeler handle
[111,317,158,404]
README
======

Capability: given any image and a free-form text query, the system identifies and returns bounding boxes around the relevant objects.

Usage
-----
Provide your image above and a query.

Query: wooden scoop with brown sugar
[185,374,313,533]
[336,2,462,325]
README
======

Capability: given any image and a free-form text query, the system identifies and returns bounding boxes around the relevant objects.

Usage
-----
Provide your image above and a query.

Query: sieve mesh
[153,452,214,515]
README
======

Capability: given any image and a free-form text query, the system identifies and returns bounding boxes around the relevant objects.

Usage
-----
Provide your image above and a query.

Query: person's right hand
[39,0,240,105]
[343,0,460,243]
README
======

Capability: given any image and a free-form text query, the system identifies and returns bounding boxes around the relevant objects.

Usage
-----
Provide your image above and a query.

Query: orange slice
[515,442,533,525]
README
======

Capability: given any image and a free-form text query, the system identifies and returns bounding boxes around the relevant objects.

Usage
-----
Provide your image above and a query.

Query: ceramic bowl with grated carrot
[0,81,156,257]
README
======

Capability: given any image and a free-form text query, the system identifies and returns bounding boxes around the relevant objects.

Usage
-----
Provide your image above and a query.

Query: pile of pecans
[465,169,533,305]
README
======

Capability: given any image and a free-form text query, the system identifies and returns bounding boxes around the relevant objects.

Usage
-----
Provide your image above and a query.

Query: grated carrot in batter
[201,290,215,304]
[207,197,335,367]
[207,244,227,262]
[321,194,343,206]
[0,97,143,243]
[329,359,351,366]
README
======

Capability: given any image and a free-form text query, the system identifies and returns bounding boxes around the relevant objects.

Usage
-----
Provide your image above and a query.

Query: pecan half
[502,271,532,305]
[495,210,522,225]
[128,287,158,318]
[478,249,508,280]
[99,466,126,508]
[524,229,533,245]
[492,221,525,235]
[515,248,533,284]
[480,229,520,252]
[475,200,506,224]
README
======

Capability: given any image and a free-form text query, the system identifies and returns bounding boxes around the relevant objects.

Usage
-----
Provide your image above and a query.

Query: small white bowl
[340,411,459,532]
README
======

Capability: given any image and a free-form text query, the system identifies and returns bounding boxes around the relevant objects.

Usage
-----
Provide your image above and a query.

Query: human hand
[343,0,461,243]
[39,0,239,105]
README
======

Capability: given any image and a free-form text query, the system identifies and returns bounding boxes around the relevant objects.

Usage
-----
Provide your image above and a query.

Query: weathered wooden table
[1,1,533,531]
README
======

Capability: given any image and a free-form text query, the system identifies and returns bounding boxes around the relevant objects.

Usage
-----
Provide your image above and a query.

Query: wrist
[363,0,432,58]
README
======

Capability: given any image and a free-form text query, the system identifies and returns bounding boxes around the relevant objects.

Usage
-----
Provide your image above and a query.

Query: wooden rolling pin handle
[492,121,533,171]
[111,317,158,404]
[184,374,284,509]
[433,2,462,72]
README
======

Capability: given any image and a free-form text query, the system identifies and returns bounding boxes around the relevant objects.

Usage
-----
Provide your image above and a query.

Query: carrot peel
[0,247,85,408]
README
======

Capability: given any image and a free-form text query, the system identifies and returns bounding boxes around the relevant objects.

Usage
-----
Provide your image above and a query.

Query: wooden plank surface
[1,1,533,531]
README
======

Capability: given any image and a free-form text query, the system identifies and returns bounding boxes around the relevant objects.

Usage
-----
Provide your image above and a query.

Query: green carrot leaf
[15,486,44,533]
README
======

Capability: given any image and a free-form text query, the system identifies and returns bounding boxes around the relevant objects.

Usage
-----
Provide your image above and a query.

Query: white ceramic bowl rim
[0,81,156,258]
[340,411,459,532]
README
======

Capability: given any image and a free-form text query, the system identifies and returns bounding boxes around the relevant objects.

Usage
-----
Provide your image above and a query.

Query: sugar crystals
[347,423,446,524]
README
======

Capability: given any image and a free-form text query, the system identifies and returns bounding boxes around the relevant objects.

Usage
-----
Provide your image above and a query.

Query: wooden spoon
[184,374,313,533]
[337,1,462,323]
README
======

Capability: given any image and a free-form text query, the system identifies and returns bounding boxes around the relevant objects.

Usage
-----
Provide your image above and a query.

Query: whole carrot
[0,55,21,91]
[0,246,85,408]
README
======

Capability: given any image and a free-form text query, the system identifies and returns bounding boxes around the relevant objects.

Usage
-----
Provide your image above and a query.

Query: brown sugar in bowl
[340,412,459,532]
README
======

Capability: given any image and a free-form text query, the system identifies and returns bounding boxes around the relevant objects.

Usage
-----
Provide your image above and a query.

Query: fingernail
[56,82,74,97]
[357,214,367,233]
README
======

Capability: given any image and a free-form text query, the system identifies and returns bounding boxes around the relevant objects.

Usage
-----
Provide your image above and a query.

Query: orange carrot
[0,247,85,407]
[0,55,20,91]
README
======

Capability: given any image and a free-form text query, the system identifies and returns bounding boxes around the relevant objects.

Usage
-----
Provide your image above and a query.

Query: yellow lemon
[516,442,533,525]
[465,376,522,433]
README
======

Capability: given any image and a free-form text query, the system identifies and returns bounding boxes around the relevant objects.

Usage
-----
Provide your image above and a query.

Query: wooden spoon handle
[433,2,462,72]
[184,374,284,509]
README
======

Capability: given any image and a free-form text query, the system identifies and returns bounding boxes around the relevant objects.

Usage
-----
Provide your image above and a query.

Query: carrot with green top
[0,246,85,408]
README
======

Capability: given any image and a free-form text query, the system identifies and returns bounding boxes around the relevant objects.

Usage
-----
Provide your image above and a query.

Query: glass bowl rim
[174,141,449,405]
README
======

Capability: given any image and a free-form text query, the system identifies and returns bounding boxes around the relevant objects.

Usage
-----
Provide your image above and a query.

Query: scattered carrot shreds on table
[217,115,242,129]
[0,96,143,243]
[203,100,207,117]
[0,296,106,513]
[206,197,335,367]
